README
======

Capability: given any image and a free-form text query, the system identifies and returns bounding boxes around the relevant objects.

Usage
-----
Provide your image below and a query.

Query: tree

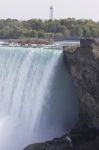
[0,18,99,39]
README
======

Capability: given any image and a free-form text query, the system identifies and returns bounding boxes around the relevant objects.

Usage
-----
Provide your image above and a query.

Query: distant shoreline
[0,38,54,46]
[0,38,80,47]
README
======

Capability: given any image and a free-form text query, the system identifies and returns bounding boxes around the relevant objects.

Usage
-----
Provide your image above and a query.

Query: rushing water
[0,47,79,150]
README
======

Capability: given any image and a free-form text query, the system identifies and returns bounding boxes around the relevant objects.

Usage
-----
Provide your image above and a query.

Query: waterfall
[0,47,79,150]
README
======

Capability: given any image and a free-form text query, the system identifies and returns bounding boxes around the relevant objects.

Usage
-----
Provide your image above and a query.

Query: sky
[0,0,99,21]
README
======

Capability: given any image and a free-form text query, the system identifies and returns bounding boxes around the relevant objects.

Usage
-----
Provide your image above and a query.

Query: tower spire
[49,5,53,20]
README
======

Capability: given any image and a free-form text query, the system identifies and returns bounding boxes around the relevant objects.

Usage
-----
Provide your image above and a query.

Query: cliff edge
[64,45,99,128]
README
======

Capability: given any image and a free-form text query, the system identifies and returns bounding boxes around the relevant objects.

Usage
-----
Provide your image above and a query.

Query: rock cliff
[63,46,99,128]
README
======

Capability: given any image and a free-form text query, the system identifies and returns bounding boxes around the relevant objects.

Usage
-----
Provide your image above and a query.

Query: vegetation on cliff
[0,18,99,40]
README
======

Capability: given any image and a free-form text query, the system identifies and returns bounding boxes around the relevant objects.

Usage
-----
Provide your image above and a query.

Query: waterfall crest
[0,47,79,150]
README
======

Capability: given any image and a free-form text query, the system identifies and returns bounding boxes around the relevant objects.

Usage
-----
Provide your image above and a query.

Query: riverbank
[1,38,54,47]
[0,39,79,50]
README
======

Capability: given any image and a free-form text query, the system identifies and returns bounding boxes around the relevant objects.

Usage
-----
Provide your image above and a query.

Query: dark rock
[80,38,96,48]
[23,127,99,150]
[23,143,43,150]
[70,128,99,146]
[75,137,99,150]
[64,46,99,129]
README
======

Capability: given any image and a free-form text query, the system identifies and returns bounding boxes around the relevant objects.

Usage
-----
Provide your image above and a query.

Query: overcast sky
[0,0,99,21]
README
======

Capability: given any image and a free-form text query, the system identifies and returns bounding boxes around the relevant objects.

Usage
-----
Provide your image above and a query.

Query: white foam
[0,47,79,150]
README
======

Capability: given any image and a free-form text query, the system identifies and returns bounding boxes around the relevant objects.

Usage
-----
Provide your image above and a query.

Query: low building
[80,38,96,48]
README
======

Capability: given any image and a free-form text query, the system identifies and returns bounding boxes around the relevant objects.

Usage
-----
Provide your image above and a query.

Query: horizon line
[0,17,98,22]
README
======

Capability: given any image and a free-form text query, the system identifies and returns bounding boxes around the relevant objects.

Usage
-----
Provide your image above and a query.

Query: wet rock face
[23,128,99,150]
[23,143,71,150]
[23,143,43,150]
[63,46,99,128]
[23,139,72,150]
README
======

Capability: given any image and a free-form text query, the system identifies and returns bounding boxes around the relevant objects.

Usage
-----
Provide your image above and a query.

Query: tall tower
[49,5,53,20]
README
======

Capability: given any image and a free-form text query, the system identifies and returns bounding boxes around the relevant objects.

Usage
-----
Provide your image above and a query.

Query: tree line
[0,18,99,40]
